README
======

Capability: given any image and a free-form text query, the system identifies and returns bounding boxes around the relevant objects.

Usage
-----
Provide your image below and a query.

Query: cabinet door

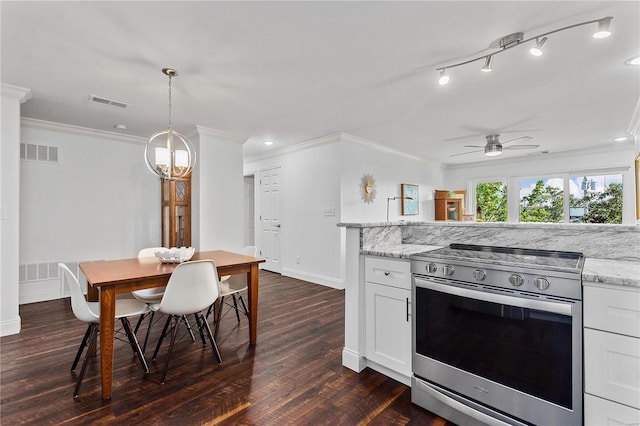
[584,328,640,409]
[585,394,640,426]
[365,282,411,376]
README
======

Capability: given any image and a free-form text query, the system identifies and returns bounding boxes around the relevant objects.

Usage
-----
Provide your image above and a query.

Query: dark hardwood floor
[1,271,454,425]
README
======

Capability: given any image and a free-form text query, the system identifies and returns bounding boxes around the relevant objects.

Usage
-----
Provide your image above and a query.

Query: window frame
[467,166,628,225]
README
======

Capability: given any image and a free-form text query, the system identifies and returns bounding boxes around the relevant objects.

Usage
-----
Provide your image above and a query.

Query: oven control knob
[509,274,524,287]
[534,277,550,291]
[426,263,438,273]
[473,269,486,281]
[443,265,455,276]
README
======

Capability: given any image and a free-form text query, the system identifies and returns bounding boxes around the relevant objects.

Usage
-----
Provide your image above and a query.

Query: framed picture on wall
[401,183,419,215]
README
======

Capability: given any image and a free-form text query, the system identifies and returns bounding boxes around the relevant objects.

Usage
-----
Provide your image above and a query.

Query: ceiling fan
[450,134,539,157]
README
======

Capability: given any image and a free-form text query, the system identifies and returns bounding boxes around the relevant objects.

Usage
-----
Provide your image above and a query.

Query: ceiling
[2,1,639,165]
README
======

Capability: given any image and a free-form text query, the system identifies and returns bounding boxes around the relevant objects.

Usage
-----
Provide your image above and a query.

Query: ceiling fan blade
[450,148,483,157]
[442,133,484,142]
[503,144,540,150]
[501,136,533,145]
[463,145,484,148]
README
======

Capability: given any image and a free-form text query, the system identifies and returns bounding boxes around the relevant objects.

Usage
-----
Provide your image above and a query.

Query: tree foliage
[575,183,622,224]
[476,182,507,222]
[520,180,563,223]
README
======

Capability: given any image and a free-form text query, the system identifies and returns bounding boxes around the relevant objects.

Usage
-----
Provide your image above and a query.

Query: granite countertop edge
[361,244,640,289]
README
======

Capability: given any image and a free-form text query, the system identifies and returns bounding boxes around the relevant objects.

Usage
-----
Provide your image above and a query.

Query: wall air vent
[88,94,129,109]
[20,143,58,163]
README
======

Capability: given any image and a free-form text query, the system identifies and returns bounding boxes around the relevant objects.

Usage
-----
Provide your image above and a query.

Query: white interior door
[258,167,281,273]
[243,175,255,247]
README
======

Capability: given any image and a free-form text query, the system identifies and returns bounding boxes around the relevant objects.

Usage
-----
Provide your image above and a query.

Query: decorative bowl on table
[154,247,195,263]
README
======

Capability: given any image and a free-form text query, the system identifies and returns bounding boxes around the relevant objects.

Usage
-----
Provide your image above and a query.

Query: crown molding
[1,84,32,103]
[188,125,247,144]
[20,118,147,145]
[443,140,635,171]
[244,131,434,164]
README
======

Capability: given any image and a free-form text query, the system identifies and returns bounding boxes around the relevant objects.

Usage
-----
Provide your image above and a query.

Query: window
[519,178,564,223]
[475,181,507,222]
[569,174,623,224]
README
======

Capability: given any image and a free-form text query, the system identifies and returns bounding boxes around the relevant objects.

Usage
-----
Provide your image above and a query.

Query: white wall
[339,134,443,223]
[1,84,31,336]
[244,133,444,289]
[443,143,636,224]
[191,126,245,252]
[18,119,160,303]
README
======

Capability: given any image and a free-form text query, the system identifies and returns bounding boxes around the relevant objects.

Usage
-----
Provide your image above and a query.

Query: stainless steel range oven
[410,244,584,426]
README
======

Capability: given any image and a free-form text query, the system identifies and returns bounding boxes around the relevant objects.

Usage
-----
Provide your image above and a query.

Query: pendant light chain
[167,74,172,132]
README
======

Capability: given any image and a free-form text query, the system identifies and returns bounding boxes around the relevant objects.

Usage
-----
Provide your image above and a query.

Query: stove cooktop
[411,243,584,273]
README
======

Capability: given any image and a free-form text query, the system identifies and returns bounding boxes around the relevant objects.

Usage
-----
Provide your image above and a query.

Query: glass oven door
[414,277,580,411]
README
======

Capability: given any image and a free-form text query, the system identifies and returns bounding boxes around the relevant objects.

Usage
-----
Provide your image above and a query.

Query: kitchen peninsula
[338,221,640,425]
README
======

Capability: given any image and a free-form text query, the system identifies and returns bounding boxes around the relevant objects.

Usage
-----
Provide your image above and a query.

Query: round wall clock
[360,174,376,204]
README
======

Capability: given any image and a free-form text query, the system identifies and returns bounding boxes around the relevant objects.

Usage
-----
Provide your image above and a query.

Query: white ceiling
[2,1,639,165]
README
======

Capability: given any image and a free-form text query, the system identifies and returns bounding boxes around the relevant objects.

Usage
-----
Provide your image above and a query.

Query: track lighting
[529,37,548,56]
[481,56,493,72]
[436,16,612,85]
[593,17,612,39]
[438,69,450,85]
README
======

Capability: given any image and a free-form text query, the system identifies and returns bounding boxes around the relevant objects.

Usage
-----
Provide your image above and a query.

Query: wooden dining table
[79,250,264,400]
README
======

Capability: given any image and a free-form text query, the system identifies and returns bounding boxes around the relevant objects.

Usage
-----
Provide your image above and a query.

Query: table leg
[99,286,116,400]
[248,264,259,345]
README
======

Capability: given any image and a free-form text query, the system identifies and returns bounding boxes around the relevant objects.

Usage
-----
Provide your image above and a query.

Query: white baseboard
[282,267,345,289]
[0,316,21,337]
[19,288,60,305]
[342,347,366,372]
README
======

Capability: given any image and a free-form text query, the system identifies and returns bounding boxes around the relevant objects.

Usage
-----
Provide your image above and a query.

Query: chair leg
[214,297,224,338]
[182,315,196,342]
[134,312,147,334]
[231,295,241,323]
[141,310,156,354]
[197,312,222,364]
[194,313,208,347]
[73,323,99,398]
[120,317,149,373]
[152,315,173,362]
[160,316,180,384]
[71,324,93,372]
[238,294,249,317]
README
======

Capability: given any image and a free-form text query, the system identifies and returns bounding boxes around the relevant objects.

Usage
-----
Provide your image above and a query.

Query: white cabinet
[364,256,412,381]
[584,284,640,425]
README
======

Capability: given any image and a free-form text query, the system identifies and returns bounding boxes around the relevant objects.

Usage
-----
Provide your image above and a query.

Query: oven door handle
[415,278,574,317]
[413,378,512,426]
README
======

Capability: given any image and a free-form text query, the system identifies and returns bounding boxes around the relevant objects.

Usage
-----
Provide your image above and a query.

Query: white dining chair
[211,246,258,324]
[59,263,150,398]
[151,260,222,384]
[132,247,196,353]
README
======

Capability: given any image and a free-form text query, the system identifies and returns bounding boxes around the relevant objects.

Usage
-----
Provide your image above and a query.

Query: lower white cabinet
[365,282,411,376]
[364,256,412,380]
[584,284,640,425]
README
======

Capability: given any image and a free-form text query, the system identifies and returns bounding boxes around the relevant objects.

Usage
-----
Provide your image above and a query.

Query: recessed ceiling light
[263,140,274,146]
[114,124,127,130]
[613,133,633,142]
[625,55,640,66]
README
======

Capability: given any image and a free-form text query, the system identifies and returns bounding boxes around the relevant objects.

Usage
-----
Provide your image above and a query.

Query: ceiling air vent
[88,94,129,109]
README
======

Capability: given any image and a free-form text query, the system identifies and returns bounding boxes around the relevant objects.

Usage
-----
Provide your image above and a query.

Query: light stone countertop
[361,244,441,259]
[583,258,640,288]
[360,244,640,289]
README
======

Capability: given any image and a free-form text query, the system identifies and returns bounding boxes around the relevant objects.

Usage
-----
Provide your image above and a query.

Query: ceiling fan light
[593,17,612,38]
[484,143,502,156]
[530,37,547,56]
[480,56,493,72]
[438,69,450,85]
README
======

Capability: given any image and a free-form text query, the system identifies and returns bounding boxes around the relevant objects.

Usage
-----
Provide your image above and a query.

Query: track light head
[593,17,612,38]
[438,69,450,85]
[481,56,493,72]
[530,37,548,56]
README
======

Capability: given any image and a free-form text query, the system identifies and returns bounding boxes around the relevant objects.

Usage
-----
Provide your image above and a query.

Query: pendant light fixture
[436,16,613,85]
[144,68,196,180]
